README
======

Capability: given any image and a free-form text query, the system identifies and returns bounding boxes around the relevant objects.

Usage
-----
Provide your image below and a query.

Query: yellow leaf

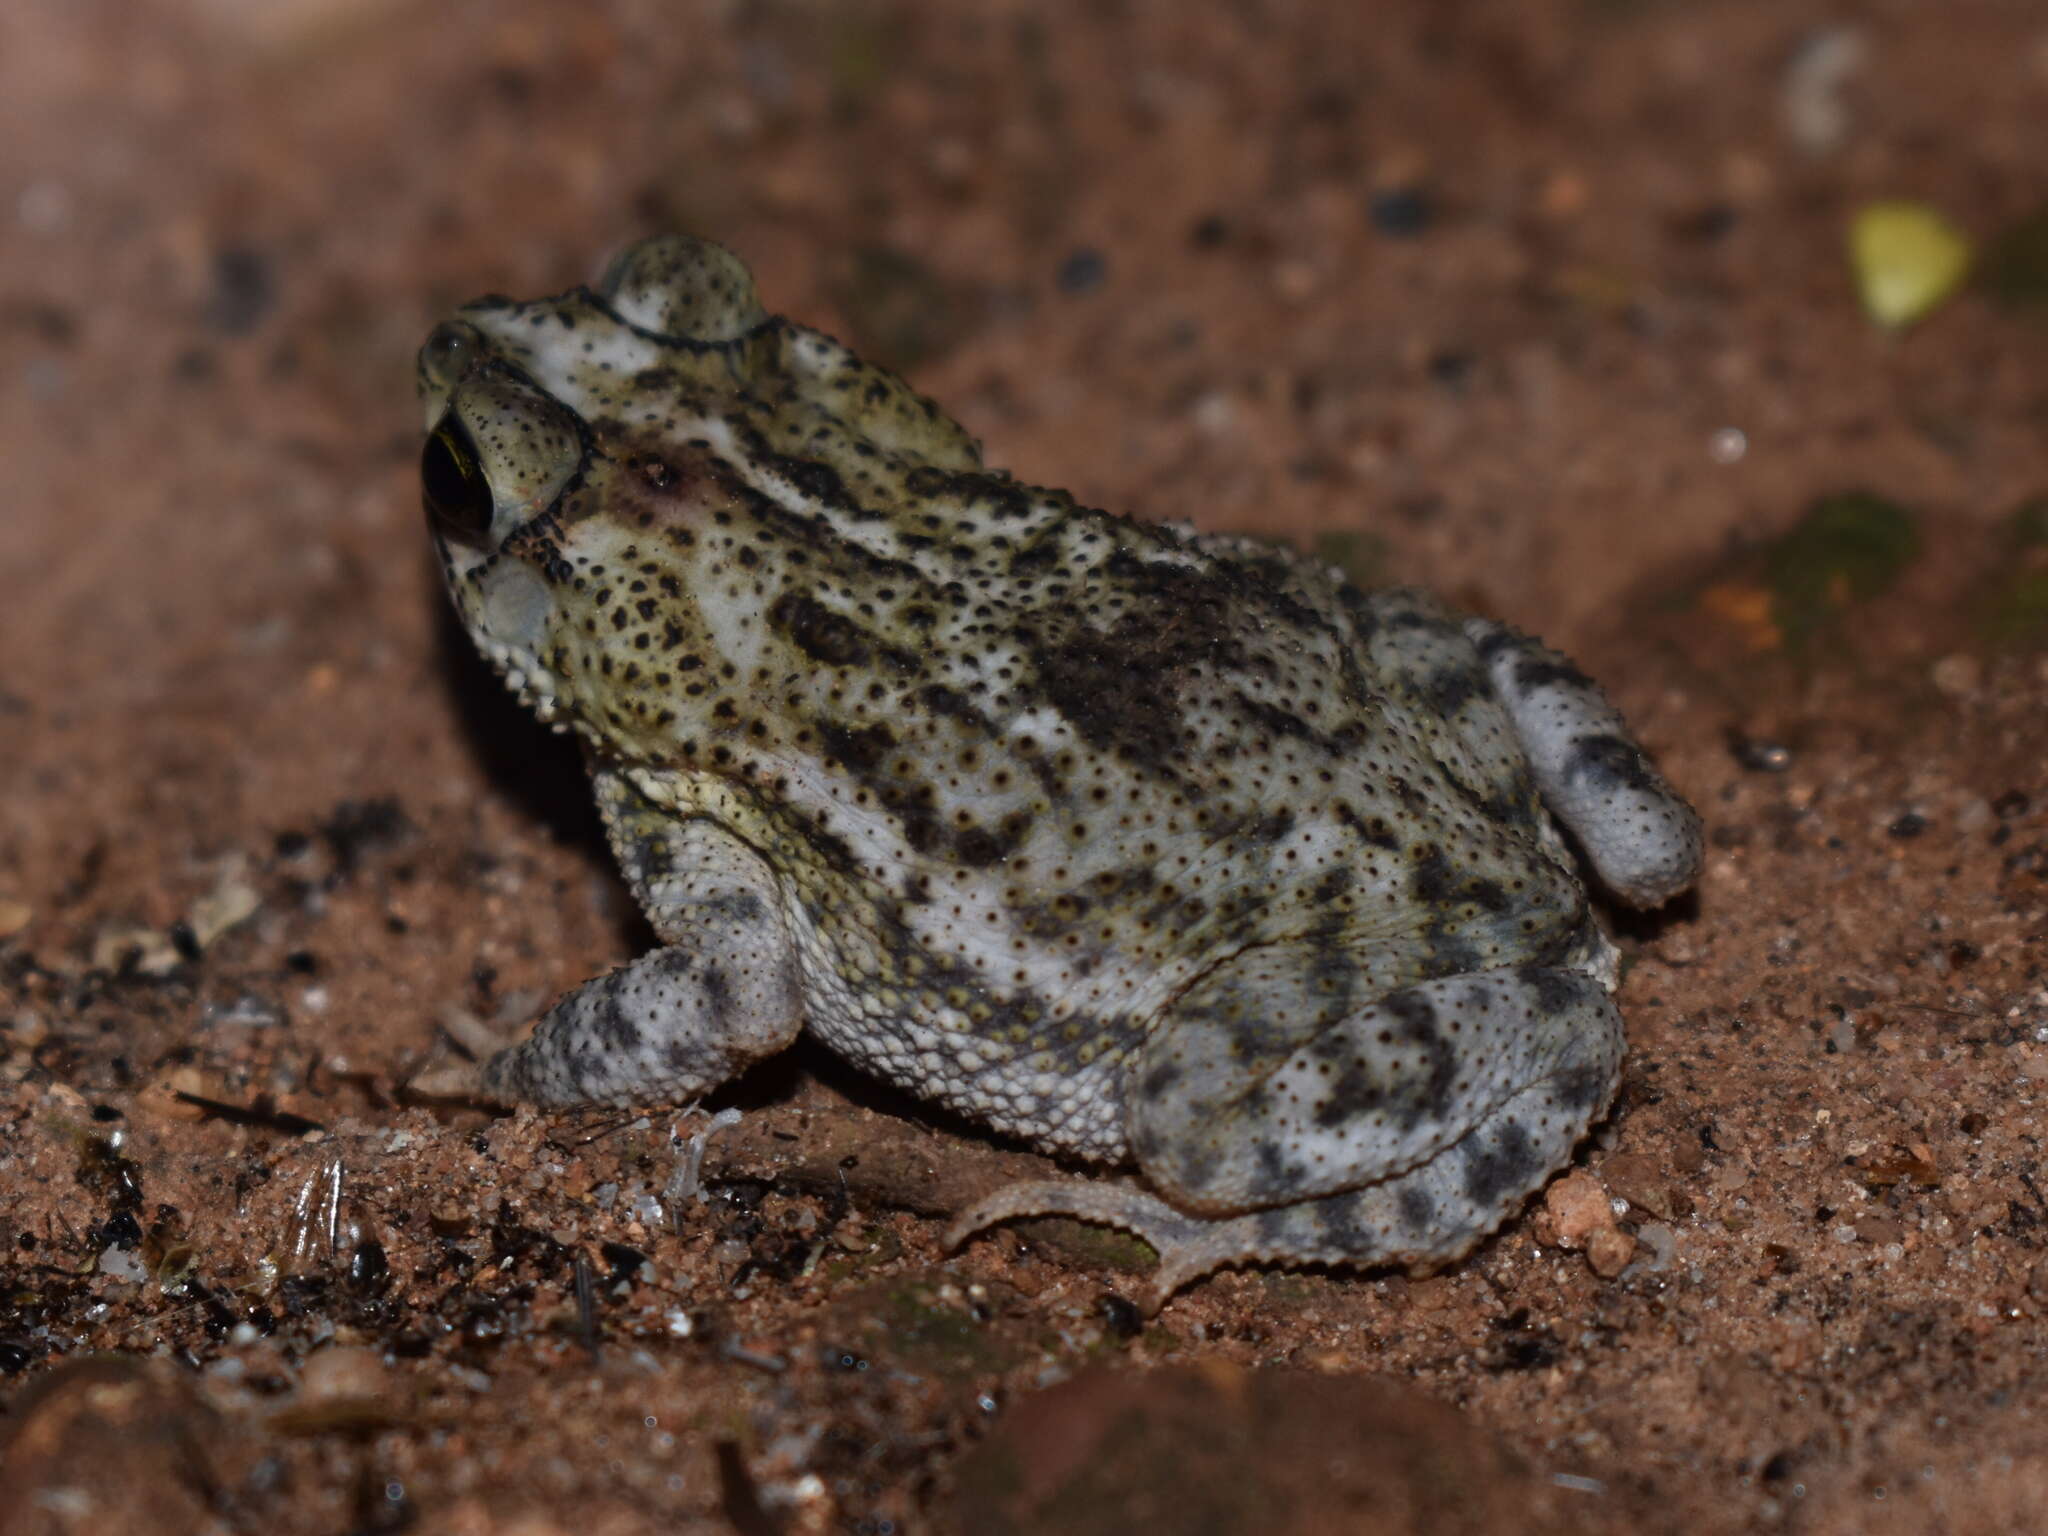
[1850,201,1973,329]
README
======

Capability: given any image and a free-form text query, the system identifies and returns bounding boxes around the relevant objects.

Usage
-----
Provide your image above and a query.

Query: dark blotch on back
[1230,691,1363,756]
[904,465,1036,522]
[1418,661,1484,715]
[1513,655,1597,695]
[956,821,1029,868]
[920,683,991,729]
[1027,554,1247,777]
[1411,847,1510,914]
[816,718,896,773]
[1251,808,1297,845]
[1472,626,1517,662]
[1336,802,1403,852]
[770,591,872,668]
[737,421,876,522]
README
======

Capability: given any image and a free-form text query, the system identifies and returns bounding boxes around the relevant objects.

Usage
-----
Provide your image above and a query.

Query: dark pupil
[422,420,493,544]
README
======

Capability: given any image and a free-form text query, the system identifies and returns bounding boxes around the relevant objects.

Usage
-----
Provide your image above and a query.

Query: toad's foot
[947,1177,1465,1314]
[945,1180,1240,1312]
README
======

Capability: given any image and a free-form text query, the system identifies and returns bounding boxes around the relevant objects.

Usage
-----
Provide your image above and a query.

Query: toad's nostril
[418,320,482,398]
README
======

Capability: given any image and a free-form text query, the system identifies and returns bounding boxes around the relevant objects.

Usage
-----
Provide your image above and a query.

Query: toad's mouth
[437,543,568,725]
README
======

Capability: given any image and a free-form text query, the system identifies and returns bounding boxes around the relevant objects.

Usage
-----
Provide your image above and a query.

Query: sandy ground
[4,1,2048,1531]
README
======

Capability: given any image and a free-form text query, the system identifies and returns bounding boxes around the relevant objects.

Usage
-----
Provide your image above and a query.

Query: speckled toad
[417,236,1701,1302]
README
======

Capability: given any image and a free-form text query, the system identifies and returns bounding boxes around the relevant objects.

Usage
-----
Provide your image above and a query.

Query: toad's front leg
[483,798,803,1108]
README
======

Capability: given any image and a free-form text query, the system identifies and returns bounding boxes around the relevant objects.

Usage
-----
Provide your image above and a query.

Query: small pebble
[1586,1226,1636,1278]
[98,1246,147,1284]
[2028,1260,2048,1306]
[1632,1222,1677,1272]
[1056,248,1107,295]
[1538,170,1588,219]
[1600,1153,1671,1218]
[298,1345,390,1407]
[1930,653,1982,697]
[1368,185,1432,237]
[1537,1169,1615,1248]
[1729,733,1793,773]
[1782,27,1867,155]
[188,868,261,948]
[1427,350,1476,391]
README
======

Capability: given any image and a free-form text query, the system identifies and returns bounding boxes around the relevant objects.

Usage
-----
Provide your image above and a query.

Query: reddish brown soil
[5,3,2048,1533]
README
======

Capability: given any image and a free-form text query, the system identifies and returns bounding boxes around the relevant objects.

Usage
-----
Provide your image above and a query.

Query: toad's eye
[422,416,494,545]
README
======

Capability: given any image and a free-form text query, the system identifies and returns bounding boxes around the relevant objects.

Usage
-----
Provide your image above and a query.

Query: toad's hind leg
[948,1081,1597,1310]
[1464,619,1702,909]
[949,964,1621,1309]
[1346,588,1552,838]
